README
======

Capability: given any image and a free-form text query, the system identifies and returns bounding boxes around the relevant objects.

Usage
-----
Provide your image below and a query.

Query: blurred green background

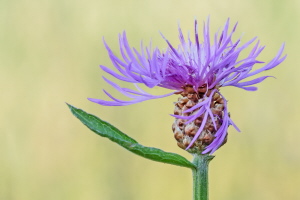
[1,0,299,199]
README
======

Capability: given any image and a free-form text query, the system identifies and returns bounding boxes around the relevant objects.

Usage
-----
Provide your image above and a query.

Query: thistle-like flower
[89,18,286,154]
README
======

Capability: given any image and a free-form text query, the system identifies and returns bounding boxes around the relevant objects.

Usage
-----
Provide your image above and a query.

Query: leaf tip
[66,103,78,115]
[66,102,76,110]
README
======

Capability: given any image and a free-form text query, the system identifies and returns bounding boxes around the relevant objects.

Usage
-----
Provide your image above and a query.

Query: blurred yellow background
[1,0,299,199]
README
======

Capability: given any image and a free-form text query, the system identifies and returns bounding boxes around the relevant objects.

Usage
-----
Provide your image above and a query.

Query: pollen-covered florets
[88,18,286,154]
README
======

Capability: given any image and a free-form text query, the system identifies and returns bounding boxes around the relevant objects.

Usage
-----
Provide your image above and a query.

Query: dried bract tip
[172,87,227,154]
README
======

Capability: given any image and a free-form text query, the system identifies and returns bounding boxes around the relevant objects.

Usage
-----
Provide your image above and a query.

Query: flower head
[89,18,286,154]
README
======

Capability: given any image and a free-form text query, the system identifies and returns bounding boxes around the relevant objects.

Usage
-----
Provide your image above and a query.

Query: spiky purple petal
[90,18,286,154]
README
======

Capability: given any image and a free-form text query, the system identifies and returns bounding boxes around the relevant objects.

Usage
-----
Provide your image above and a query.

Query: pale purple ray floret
[89,18,286,154]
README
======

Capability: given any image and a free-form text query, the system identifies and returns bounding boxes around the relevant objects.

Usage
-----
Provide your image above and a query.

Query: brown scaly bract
[172,85,227,154]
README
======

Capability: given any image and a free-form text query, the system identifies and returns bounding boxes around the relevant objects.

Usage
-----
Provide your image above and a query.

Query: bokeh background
[1,0,299,199]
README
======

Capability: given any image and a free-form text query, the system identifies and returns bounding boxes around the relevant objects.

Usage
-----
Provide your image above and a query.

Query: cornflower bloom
[89,18,286,154]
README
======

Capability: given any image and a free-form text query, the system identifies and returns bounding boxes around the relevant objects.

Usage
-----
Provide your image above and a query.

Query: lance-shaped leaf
[67,103,196,169]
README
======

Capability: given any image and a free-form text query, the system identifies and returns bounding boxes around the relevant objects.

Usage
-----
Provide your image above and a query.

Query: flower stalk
[192,154,214,200]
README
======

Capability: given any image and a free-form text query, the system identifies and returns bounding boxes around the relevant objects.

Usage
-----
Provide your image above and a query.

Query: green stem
[192,154,214,200]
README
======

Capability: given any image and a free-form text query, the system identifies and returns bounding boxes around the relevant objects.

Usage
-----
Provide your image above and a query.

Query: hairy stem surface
[192,154,214,200]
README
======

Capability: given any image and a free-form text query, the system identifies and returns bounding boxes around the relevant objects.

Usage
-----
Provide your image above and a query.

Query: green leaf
[67,103,196,169]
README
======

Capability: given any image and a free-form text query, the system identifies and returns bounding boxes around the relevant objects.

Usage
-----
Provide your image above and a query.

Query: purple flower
[89,18,286,154]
